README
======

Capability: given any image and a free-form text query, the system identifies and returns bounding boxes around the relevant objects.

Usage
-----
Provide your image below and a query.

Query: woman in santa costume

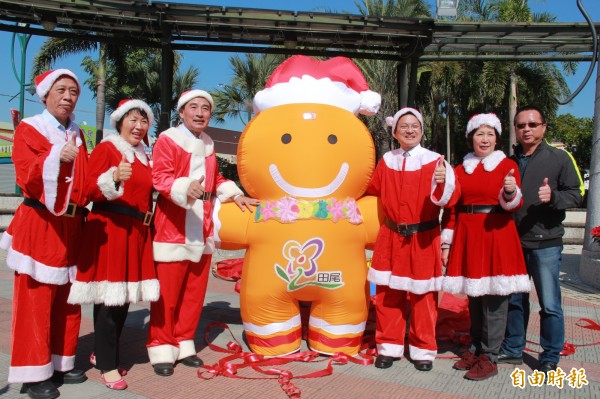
[441,113,530,381]
[68,99,159,390]
[367,107,460,372]
[147,89,259,376]
[0,69,88,399]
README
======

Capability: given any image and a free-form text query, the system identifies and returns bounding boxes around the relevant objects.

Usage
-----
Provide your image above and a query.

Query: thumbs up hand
[187,175,206,201]
[503,169,517,196]
[60,132,79,163]
[538,177,551,203]
[434,155,446,184]
[113,154,133,182]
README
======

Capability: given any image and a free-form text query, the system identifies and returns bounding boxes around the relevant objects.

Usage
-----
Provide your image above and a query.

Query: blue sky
[0,0,598,132]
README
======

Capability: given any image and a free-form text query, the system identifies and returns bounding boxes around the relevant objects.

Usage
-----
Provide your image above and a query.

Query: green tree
[354,0,432,158]
[31,38,126,135]
[210,53,284,126]
[547,113,593,170]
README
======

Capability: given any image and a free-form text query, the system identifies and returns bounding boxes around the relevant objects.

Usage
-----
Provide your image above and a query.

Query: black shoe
[153,362,174,376]
[178,355,202,368]
[539,361,558,373]
[413,360,433,372]
[374,355,395,369]
[52,368,87,384]
[497,353,523,365]
[20,380,59,399]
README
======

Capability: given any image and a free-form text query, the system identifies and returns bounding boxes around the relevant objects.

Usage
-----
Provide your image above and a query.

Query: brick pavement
[0,246,599,398]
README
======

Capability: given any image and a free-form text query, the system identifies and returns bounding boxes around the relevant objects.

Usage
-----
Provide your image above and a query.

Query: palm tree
[459,0,571,154]
[354,0,432,158]
[30,38,127,137]
[210,53,284,125]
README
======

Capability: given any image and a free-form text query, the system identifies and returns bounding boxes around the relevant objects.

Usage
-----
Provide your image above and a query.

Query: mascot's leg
[240,278,302,356]
[307,283,369,356]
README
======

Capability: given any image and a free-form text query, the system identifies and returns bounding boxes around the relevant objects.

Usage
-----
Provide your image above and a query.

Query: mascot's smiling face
[236,103,375,200]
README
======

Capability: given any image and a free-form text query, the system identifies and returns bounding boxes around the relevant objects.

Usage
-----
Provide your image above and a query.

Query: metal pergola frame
[0,0,598,130]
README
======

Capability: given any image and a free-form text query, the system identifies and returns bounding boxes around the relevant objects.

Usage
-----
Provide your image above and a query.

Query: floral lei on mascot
[215,55,382,357]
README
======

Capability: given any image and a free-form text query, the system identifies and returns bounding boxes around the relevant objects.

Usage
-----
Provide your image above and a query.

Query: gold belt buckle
[143,211,153,226]
[64,202,77,218]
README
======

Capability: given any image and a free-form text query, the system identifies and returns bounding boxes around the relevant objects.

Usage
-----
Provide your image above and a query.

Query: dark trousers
[468,295,509,363]
[93,303,130,371]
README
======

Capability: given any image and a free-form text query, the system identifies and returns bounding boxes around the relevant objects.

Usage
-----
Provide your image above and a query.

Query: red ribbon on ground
[198,321,374,398]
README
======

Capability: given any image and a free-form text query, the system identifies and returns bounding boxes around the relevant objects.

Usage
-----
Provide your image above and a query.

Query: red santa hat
[253,55,381,116]
[35,69,80,100]
[386,107,425,135]
[177,89,214,112]
[466,113,502,137]
[110,99,154,145]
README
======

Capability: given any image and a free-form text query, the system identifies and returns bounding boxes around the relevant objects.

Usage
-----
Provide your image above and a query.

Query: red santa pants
[9,273,81,383]
[375,286,438,361]
[146,255,211,364]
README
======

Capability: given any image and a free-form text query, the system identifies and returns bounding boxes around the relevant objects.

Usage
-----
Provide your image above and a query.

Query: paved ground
[1,245,599,399]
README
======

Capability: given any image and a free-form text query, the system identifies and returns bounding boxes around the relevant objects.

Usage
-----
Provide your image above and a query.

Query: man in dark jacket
[499,105,584,373]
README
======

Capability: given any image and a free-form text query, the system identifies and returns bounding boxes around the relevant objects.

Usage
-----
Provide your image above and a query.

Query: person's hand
[538,177,551,203]
[187,176,206,200]
[503,169,516,196]
[233,195,261,213]
[113,155,132,182]
[441,247,450,267]
[60,133,79,163]
[434,155,446,184]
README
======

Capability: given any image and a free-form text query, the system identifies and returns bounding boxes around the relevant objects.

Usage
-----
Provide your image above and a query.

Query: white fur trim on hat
[387,107,424,136]
[35,69,80,100]
[253,76,380,115]
[466,113,502,137]
[109,99,154,129]
[177,90,214,112]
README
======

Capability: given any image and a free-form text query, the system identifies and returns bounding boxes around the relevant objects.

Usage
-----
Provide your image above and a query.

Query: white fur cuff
[170,177,195,209]
[97,166,124,200]
[499,187,522,211]
[216,180,244,202]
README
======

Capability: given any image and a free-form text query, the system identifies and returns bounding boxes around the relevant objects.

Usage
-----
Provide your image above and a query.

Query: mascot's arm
[358,195,383,249]
[213,200,251,250]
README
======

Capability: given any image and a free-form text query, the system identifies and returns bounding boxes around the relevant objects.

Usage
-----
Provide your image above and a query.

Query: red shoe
[101,372,127,390]
[464,355,498,381]
[90,353,128,376]
[453,351,478,371]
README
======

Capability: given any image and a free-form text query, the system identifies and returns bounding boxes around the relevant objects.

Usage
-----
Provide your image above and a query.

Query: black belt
[92,202,153,226]
[384,217,439,237]
[456,204,505,214]
[23,197,86,218]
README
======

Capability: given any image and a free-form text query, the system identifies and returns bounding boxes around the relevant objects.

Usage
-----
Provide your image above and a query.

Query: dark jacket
[511,141,584,249]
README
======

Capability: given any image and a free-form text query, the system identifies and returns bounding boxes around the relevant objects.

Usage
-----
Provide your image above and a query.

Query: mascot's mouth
[269,163,349,198]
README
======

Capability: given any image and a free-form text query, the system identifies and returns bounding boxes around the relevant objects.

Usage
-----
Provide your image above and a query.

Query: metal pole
[579,63,600,288]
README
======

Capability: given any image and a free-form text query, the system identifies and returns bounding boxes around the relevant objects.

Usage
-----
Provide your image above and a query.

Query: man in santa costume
[367,107,460,372]
[0,69,89,399]
[147,89,259,376]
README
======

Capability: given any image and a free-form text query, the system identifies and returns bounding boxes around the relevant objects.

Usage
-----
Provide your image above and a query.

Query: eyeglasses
[515,122,545,130]
[398,124,421,132]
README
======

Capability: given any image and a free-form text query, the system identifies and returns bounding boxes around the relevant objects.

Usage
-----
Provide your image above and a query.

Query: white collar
[462,150,506,174]
[102,133,148,166]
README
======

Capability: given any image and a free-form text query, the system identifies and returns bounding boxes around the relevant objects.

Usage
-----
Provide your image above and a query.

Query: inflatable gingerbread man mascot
[215,55,382,357]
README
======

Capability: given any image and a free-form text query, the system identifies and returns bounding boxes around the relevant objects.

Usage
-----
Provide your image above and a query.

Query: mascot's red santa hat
[253,55,381,116]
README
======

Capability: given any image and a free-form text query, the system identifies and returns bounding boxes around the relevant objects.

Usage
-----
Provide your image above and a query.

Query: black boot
[20,379,59,399]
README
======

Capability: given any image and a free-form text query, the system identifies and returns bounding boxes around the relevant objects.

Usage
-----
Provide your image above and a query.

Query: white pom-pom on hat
[177,89,214,112]
[35,69,80,101]
[466,113,502,138]
[387,107,424,136]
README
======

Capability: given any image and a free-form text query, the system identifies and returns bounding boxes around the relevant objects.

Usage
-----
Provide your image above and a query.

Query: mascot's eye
[281,133,292,144]
[328,134,338,144]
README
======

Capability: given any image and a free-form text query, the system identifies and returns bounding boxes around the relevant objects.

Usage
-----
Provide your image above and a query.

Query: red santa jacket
[152,126,242,262]
[0,111,88,284]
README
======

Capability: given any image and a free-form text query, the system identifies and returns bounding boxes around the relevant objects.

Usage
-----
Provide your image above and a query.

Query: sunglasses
[515,122,545,129]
